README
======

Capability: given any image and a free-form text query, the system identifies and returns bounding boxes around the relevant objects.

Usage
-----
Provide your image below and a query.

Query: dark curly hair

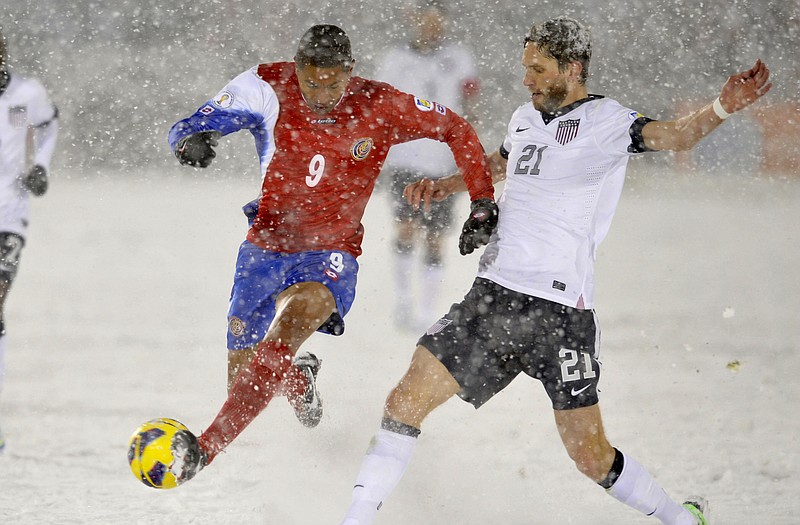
[294,24,353,69]
[524,17,592,84]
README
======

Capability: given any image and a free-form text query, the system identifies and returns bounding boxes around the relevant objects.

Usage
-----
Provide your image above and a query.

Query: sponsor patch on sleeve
[629,111,645,120]
[200,105,215,115]
[435,102,447,116]
[414,97,434,112]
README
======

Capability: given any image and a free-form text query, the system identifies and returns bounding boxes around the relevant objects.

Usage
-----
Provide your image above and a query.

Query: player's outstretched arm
[642,59,772,152]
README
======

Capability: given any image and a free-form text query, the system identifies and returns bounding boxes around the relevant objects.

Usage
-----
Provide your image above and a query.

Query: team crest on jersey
[9,106,28,128]
[324,268,340,282]
[351,138,373,160]
[414,97,434,112]
[555,118,580,145]
[213,91,234,108]
[228,316,246,337]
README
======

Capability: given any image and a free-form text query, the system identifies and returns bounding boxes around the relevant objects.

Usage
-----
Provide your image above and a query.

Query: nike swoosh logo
[570,384,591,396]
[515,126,530,132]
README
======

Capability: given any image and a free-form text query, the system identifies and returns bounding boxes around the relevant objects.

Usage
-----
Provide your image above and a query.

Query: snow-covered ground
[0,166,798,524]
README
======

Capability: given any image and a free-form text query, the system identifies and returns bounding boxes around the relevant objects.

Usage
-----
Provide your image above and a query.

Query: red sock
[198,341,293,463]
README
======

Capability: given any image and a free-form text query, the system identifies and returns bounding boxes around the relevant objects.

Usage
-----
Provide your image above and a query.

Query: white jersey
[477,96,651,310]
[0,72,58,237]
[376,42,478,176]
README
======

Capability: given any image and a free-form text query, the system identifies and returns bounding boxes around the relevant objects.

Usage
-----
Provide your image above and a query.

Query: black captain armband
[499,144,511,159]
[628,116,657,153]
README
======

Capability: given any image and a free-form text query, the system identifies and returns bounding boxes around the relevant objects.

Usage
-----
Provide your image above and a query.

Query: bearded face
[532,75,569,114]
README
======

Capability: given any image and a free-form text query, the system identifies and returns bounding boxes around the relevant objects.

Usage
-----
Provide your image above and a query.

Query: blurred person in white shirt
[0,29,59,452]
[375,0,480,330]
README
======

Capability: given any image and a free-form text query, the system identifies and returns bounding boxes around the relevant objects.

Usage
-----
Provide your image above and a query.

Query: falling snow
[0,1,798,523]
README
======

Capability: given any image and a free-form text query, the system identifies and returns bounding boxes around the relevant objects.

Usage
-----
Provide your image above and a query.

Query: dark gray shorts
[418,278,601,410]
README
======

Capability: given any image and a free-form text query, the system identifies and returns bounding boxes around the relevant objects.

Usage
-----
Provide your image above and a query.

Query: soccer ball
[127,418,188,489]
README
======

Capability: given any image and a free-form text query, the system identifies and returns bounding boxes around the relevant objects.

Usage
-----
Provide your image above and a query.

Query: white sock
[607,451,696,524]
[394,252,414,315]
[420,264,444,323]
[340,428,418,525]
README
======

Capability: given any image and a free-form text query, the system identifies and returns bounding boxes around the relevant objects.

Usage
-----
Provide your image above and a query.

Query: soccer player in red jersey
[160,24,497,483]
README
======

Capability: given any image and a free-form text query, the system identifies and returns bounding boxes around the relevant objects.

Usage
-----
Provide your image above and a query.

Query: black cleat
[170,430,208,485]
[288,352,323,428]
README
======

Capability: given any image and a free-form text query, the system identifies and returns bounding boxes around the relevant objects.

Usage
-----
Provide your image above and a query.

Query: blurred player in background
[375,0,480,331]
[0,29,58,452]
[156,24,496,484]
[339,16,771,525]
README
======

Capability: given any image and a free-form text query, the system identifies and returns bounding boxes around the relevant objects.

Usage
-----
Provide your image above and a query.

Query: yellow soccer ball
[127,418,189,489]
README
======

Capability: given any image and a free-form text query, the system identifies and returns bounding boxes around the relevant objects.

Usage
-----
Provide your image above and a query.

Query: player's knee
[383,381,428,425]
[567,443,615,482]
[384,381,411,415]
[227,348,256,391]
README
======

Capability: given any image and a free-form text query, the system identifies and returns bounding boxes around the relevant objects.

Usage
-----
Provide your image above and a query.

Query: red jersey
[172,62,494,258]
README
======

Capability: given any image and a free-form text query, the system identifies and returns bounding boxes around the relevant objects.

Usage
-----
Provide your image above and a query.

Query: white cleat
[682,495,710,525]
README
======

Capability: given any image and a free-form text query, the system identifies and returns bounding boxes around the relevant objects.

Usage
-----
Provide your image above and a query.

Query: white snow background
[0,164,798,524]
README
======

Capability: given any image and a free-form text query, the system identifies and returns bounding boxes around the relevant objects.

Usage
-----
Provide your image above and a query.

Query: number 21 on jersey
[514,144,548,176]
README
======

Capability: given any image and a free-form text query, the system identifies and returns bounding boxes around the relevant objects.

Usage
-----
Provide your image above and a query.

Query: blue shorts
[226,241,359,350]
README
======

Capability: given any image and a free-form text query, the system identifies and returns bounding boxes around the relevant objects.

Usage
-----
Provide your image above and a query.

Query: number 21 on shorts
[558,348,597,383]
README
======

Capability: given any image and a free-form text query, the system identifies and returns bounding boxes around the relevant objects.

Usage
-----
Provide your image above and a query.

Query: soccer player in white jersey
[375,0,480,330]
[339,17,771,525]
[0,31,58,452]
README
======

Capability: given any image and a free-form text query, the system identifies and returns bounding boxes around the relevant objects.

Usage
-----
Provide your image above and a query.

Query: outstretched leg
[340,345,460,525]
[555,404,706,524]
[200,281,335,463]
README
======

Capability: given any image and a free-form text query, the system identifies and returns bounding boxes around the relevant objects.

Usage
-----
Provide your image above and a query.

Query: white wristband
[712,97,732,120]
